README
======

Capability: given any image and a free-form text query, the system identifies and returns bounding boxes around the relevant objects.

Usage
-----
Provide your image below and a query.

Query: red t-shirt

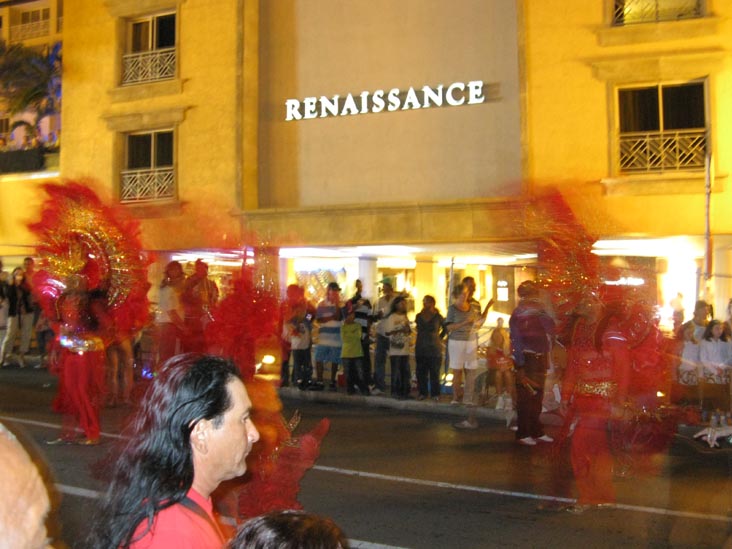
[129,488,223,549]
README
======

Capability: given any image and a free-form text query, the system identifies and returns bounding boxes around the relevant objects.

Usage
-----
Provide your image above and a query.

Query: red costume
[29,181,151,444]
[51,291,108,442]
[562,315,630,505]
[206,256,330,520]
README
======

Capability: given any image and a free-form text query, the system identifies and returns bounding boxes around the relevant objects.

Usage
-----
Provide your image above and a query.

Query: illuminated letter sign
[285,80,487,121]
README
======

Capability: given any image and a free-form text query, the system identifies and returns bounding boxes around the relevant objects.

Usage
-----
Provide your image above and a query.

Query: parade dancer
[28,182,150,446]
[560,294,630,512]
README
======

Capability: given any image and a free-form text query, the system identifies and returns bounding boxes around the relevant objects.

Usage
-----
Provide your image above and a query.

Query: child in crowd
[284,301,314,390]
[34,311,55,369]
[383,295,412,399]
[340,304,370,395]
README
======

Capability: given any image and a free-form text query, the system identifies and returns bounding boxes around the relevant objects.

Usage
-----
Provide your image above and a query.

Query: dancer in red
[560,294,630,511]
[48,277,109,444]
[29,181,150,446]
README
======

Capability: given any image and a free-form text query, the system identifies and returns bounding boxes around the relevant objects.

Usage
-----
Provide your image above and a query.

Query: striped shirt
[316,298,342,347]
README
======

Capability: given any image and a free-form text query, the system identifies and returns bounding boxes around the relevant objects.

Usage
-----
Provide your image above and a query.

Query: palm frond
[0,41,62,129]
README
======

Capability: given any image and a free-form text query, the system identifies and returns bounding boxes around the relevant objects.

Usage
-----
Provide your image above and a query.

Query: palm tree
[0,40,61,140]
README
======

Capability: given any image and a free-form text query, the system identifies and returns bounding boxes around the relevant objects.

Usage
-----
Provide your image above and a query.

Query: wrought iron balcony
[618,129,707,173]
[120,167,175,203]
[9,19,50,41]
[121,48,176,86]
[613,0,704,26]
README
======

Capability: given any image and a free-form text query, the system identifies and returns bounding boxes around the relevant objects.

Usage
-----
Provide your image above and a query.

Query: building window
[10,7,51,41]
[617,81,707,174]
[21,8,50,25]
[613,0,704,26]
[121,130,175,203]
[121,12,176,85]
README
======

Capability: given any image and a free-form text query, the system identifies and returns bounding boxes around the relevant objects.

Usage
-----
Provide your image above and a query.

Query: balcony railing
[9,19,50,41]
[0,148,45,174]
[120,167,175,203]
[121,48,176,85]
[619,128,707,173]
[613,0,703,26]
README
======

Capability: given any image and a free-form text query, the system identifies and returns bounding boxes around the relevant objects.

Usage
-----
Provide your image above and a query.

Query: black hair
[228,510,349,549]
[388,295,407,316]
[703,319,728,342]
[86,354,241,548]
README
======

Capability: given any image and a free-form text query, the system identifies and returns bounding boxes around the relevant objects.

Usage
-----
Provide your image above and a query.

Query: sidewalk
[0,362,565,429]
[278,385,522,423]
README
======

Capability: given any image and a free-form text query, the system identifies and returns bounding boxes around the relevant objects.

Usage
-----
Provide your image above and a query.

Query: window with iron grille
[617,81,707,174]
[613,0,704,26]
[20,8,50,25]
[122,12,176,85]
[121,130,175,203]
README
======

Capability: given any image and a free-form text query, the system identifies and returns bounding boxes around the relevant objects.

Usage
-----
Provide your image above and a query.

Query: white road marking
[0,415,124,439]
[5,415,732,525]
[311,465,732,523]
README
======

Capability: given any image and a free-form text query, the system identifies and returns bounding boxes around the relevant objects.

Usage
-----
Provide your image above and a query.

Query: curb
[277,386,514,421]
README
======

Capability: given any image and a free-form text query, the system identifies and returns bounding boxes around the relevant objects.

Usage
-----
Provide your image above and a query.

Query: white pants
[1,314,33,359]
[448,338,480,405]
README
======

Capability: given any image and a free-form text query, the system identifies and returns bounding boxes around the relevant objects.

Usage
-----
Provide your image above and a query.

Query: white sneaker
[518,437,536,446]
[453,420,478,430]
[371,388,383,396]
[495,396,505,410]
[537,434,554,443]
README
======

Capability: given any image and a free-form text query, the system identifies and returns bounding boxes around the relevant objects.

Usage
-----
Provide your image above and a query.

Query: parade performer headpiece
[27,180,151,336]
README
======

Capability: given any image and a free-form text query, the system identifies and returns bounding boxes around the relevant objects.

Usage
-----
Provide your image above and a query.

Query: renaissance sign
[285,80,486,121]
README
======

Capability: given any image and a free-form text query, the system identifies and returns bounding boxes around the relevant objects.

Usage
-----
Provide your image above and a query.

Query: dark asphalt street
[1,365,731,548]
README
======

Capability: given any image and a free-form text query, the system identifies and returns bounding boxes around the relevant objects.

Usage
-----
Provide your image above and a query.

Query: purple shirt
[509,299,555,366]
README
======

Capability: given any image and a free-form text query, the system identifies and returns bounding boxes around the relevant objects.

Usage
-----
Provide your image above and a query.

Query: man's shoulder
[130,504,219,549]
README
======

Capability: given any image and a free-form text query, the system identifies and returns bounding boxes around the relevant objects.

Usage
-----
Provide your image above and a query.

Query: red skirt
[52,349,105,440]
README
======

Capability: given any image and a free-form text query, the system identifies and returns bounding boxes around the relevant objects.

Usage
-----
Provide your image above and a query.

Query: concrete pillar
[358,257,378,302]
[712,246,732,321]
[413,259,436,307]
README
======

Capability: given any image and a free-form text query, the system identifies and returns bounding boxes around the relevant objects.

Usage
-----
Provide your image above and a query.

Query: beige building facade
[2,0,732,321]
[523,0,732,322]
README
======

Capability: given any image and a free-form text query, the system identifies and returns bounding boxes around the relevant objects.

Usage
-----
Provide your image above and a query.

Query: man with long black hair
[87,354,260,548]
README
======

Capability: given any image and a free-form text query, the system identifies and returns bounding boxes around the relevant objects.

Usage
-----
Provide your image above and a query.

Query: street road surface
[0,367,730,548]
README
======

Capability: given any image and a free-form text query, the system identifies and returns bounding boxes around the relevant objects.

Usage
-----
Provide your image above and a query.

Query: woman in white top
[677,321,701,386]
[155,261,186,367]
[699,320,732,410]
[699,319,731,385]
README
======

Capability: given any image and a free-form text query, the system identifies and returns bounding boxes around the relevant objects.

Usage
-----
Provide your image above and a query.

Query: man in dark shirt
[509,280,556,446]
